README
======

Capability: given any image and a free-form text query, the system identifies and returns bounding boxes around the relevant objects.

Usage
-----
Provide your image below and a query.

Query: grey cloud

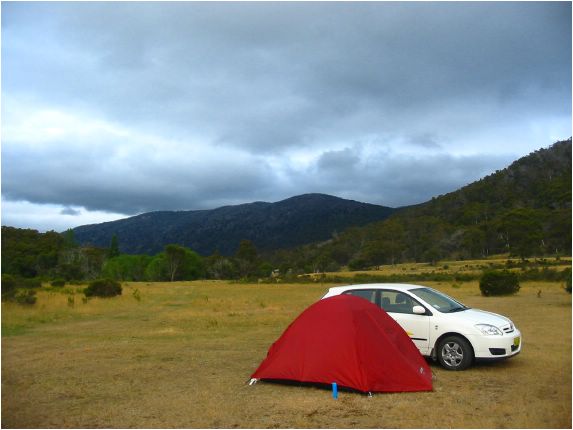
[1,2,571,228]
[3,2,570,152]
[363,154,514,207]
[60,207,80,216]
[308,147,515,207]
[317,147,362,172]
[1,142,278,215]
[404,134,442,149]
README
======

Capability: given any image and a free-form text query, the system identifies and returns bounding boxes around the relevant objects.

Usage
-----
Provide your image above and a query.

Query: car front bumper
[467,328,522,359]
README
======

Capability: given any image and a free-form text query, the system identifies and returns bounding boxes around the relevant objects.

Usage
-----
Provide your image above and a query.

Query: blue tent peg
[332,382,338,399]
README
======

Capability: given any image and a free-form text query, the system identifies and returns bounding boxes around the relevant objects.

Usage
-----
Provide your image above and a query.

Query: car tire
[437,335,473,371]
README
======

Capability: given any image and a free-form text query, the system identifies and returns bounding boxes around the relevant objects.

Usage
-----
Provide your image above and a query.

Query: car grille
[501,323,514,334]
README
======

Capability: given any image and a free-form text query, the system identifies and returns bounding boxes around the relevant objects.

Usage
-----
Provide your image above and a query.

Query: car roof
[327,283,428,294]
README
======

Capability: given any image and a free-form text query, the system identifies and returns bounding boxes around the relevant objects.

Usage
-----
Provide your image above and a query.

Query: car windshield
[409,287,469,313]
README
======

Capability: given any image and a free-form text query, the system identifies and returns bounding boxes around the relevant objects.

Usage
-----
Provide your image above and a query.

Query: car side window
[343,289,378,306]
[380,290,423,315]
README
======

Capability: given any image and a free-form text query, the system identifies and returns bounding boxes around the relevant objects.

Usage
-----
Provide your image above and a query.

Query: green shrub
[132,288,141,302]
[479,270,520,297]
[2,275,41,302]
[17,278,42,289]
[15,289,37,305]
[348,257,369,271]
[519,267,568,282]
[51,278,66,287]
[2,274,18,301]
[84,279,122,298]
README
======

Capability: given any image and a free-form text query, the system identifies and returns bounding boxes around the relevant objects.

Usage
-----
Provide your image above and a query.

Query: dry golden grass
[2,275,571,428]
[329,256,572,278]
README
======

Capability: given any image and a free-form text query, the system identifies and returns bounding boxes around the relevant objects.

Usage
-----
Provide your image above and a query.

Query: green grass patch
[1,323,30,337]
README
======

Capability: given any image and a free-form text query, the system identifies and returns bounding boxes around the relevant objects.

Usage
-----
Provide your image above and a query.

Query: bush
[565,268,572,294]
[348,257,370,271]
[518,267,567,282]
[132,288,142,302]
[15,289,37,305]
[479,270,520,296]
[2,275,41,302]
[84,279,122,298]
[51,278,66,287]
[1,274,18,301]
[18,278,42,289]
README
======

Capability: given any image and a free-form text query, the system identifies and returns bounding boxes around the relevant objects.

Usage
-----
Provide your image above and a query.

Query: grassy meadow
[306,256,572,280]
[2,261,572,428]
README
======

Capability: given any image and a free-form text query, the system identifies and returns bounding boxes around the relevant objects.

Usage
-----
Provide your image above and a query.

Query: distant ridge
[72,139,572,260]
[407,138,572,219]
[306,138,572,266]
[72,193,396,255]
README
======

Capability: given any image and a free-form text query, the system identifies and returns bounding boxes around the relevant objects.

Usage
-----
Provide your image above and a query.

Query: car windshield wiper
[447,306,469,313]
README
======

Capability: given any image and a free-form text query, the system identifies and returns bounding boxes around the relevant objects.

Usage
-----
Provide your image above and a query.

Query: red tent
[251,295,432,393]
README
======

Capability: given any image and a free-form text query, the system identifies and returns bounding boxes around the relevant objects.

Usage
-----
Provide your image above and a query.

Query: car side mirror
[413,305,426,315]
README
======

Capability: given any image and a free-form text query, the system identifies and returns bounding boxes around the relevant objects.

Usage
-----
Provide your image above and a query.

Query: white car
[322,283,522,370]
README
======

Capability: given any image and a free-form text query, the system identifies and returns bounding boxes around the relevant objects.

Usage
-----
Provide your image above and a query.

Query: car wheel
[437,335,473,371]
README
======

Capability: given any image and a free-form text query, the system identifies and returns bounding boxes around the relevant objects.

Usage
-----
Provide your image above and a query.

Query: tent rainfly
[250,294,433,393]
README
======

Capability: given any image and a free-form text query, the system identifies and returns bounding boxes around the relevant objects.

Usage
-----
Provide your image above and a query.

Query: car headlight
[475,324,503,336]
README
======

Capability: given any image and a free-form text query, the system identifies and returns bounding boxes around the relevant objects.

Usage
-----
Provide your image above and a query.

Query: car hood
[447,308,512,327]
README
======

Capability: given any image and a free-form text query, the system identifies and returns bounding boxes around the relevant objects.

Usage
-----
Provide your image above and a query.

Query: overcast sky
[2,2,571,232]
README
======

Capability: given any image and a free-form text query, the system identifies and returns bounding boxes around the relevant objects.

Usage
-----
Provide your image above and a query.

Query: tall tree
[109,234,120,258]
[378,219,405,265]
[102,254,152,281]
[155,244,206,282]
[496,209,543,258]
[235,240,258,278]
[63,229,77,249]
[165,244,187,282]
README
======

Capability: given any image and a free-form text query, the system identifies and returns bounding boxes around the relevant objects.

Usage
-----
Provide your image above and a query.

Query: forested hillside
[270,139,571,272]
[72,194,395,255]
[1,139,570,282]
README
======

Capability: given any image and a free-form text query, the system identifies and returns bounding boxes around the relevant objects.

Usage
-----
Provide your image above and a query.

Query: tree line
[267,206,571,274]
[1,226,275,283]
[267,140,571,272]
[4,140,568,282]
[2,215,570,286]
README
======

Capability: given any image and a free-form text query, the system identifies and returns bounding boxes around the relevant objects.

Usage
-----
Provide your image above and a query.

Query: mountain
[409,138,571,220]
[3,139,570,281]
[299,138,572,269]
[72,193,396,255]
